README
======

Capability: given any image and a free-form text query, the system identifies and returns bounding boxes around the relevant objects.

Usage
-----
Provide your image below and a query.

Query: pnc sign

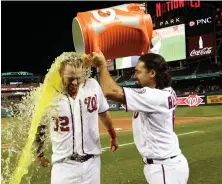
[189,17,212,27]
[156,0,200,17]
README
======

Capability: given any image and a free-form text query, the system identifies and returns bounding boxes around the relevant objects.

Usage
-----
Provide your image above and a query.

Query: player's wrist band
[108,128,117,139]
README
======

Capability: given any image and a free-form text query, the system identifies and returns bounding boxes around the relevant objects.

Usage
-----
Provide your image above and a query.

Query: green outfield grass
[2,105,222,184]
[100,119,222,184]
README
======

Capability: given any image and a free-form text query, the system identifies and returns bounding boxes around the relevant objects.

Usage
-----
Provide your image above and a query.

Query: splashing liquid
[9,59,62,184]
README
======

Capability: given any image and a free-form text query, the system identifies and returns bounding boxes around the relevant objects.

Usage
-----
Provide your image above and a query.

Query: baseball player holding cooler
[35,52,118,184]
[89,52,189,184]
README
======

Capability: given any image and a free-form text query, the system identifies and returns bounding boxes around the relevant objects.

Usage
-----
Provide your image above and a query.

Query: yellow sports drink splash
[9,57,62,184]
[8,52,90,184]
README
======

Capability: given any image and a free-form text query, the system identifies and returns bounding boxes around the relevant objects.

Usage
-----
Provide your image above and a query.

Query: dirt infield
[2,117,221,134]
[99,116,221,134]
[2,116,221,149]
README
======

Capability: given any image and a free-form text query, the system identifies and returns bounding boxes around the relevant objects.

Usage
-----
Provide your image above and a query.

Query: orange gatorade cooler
[72,3,153,60]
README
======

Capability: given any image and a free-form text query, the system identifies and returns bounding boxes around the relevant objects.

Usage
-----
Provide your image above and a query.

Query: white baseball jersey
[150,40,162,54]
[47,78,109,164]
[123,87,181,159]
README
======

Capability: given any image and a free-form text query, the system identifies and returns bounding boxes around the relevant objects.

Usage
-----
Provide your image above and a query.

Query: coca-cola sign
[190,47,212,57]
[188,33,215,58]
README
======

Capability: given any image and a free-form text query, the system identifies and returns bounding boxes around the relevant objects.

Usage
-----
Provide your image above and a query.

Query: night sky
[2,1,156,75]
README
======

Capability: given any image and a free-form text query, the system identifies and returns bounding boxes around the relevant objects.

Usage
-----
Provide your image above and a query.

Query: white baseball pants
[144,154,189,184]
[51,155,100,184]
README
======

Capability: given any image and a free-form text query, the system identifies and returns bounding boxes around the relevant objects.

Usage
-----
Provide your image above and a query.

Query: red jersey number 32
[54,116,70,132]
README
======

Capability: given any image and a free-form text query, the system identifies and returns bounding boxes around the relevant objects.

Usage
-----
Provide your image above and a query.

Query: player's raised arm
[90,52,126,104]
[90,52,173,113]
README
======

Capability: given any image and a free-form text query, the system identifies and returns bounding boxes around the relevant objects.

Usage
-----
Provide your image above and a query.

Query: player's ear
[150,69,156,78]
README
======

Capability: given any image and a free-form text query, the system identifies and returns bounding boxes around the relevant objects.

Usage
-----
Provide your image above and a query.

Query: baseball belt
[69,153,95,163]
[143,155,177,165]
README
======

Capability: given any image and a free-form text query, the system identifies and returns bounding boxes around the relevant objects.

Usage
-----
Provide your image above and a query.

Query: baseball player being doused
[35,52,118,184]
[89,52,189,184]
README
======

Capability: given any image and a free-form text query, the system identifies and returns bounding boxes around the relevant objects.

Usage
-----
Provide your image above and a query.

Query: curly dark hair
[139,53,172,89]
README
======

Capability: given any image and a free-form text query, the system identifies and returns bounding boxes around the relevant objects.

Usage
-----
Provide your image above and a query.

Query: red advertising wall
[177,94,205,107]
[188,33,215,58]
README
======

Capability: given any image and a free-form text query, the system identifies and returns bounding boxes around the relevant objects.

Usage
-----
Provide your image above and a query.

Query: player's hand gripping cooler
[72,3,153,59]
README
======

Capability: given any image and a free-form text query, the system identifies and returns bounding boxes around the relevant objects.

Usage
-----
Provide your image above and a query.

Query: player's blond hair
[58,52,91,80]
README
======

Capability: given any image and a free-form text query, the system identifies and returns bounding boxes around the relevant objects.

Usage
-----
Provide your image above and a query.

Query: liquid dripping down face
[61,64,84,95]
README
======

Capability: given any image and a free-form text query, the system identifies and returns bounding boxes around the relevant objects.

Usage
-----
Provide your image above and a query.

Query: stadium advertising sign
[187,15,214,35]
[207,95,222,104]
[156,0,200,17]
[188,33,215,58]
[1,72,33,76]
[107,100,120,111]
[177,94,205,107]
[1,87,36,91]
[155,17,185,29]
[119,104,126,110]
[188,17,212,27]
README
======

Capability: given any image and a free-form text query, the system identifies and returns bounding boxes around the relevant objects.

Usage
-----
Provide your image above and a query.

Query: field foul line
[100,129,132,135]
[102,130,203,151]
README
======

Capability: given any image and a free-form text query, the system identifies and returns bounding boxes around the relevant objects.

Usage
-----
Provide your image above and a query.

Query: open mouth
[68,85,77,91]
